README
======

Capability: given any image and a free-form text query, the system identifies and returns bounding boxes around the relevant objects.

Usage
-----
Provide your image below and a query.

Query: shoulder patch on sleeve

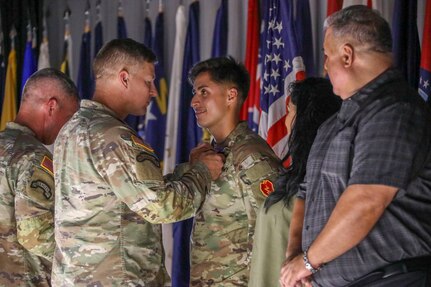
[40,156,53,176]
[136,152,160,168]
[260,179,274,197]
[30,180,53,200]
[131,135,155,153]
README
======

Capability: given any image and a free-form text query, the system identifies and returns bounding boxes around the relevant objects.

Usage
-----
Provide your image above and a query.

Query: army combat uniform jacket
[0,122,55,287]
[52,100,212,286]
[190,122,282,286]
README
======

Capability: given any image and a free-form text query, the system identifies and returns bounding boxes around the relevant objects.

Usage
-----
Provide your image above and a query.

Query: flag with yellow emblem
[60,9,73,77]
[0,28,17,131]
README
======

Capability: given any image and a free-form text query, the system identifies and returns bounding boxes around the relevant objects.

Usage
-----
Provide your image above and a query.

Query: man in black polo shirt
[280,5,431,287]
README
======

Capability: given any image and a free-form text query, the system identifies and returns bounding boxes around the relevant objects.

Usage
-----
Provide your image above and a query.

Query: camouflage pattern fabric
[190,122,282,286]
[52,100,212,286]
[0,122,55,287]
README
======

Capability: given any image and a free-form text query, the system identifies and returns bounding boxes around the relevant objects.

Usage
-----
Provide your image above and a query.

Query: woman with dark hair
[249,77,341,287]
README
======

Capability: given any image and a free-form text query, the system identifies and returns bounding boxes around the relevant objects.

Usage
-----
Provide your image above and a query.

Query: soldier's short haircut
[324,5,392,54]
[93,38,156,79]
[22,68,79,102]
[188,56,250,107]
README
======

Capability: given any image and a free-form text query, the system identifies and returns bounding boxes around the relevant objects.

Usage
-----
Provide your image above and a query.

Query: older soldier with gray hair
[0,68,79,286]
[52,38,224,286]
[280,5,431,287]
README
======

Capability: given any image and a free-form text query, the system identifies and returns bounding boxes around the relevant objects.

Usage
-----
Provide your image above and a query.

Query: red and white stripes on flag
[259,0,305,160]
[419,0,431,103]
[240,0,261,133]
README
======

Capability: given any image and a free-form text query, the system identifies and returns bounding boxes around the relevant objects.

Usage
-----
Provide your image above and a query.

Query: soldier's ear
[119,69,129,88]
[227,88,238,105]
[47,97,58,116]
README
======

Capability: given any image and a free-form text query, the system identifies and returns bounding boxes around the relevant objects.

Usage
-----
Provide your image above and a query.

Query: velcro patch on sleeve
[31,180,53,200]
[260,179,275,197]
[131,135,154,153]
[40,156,53,176]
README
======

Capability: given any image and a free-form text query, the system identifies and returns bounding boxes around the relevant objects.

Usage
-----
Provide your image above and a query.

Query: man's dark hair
[324,5,392,53]
[188,56,250,107]
[22,68,79,102]
[93,38,156,79]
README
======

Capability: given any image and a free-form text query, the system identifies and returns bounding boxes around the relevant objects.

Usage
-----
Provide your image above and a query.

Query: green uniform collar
[6,122,36,137]
[212,121,248,154]
[80,99,123,121]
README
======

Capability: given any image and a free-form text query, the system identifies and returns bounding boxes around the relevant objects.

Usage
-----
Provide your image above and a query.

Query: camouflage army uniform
[0,122,55,287]
[52,100,212,287]
[190,122,282,286]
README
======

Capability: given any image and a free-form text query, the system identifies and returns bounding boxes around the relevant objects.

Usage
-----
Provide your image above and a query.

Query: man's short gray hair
[22,68,79,102]
[324,5,392,53]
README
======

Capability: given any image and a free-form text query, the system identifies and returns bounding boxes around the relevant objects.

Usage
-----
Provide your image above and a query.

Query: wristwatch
[303,247,323,274]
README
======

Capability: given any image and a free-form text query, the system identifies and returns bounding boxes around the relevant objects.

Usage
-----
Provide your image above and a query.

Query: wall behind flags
[41,0,249,84]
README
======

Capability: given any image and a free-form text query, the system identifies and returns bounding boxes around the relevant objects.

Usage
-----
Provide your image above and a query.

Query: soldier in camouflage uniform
[52,38,224,287]
[0,68,79,287]
[187,57,282,286]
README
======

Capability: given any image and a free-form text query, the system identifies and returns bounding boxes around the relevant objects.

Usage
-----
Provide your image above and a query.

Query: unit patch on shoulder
[40,156,54,176]
[31,180,52,200]
[260,179,274,197]
[131,135,154,153]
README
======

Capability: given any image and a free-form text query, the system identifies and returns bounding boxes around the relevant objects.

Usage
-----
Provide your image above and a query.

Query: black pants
[347,257,431,287]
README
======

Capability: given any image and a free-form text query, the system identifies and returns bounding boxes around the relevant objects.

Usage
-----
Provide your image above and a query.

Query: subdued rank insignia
[131,135,154,153]
[31,180,52,199]
[260,179,274,197]
[40,156,54,176]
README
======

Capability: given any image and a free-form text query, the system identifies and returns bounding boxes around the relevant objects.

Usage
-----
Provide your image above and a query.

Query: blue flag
[20,39,37,99]
[259,0,305,160]
[211,0,228,57]
[176,2,201,166]
[392,0,420,89]
[144,17,152,48]
[172,2,201,286]
[77,23,92,99]
[137,16,153,139]
[117,15,128,40]
[94,21,103,57]
[143,13,167,162]
[295,0,315,77]
[94,1,104,57]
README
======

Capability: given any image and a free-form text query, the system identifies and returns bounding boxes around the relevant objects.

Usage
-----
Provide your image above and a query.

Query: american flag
[259,0,305,160]
[419,0,431,104]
